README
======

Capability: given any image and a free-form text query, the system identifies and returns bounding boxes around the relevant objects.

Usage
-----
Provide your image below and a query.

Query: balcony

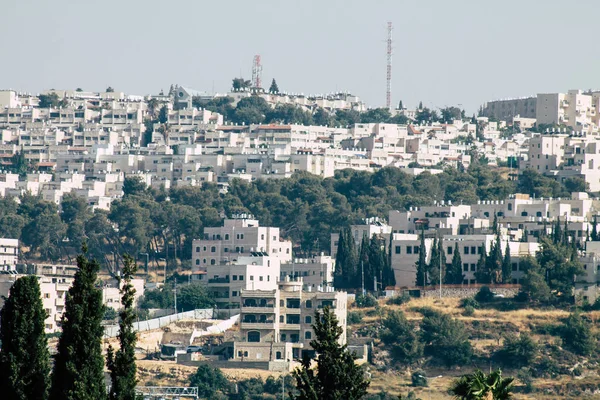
[240,321,275,330]
[280,323,301,331]
[241,305,275,314]
[55,297,65,307]
[208,277,230,284]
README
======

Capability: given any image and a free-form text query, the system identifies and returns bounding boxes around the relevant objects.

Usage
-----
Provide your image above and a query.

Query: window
[232,291,238,297]
[305,300,312,308]
[395,246,401,254]
[248,331,260,342]
[259,276,263,281]
[224,247,229,253]
[305,316,312,324]
[512,263,518,271]
[463,263,469,272]
[195,246,200,252]
[447,246,453,255]
[44,293,50,299]
[521,211,528,217]
[261,234,265,240]
[305,331,312,340]
[195,259,200,265]
[250,276,254,281]
[470,264,476,271]
[470,246,476,254]
[281,333,287,341]
[280,315,284,323]
[233,275,238,280]
[276,351,282,360]
[211,246,216,252]
[477,246,482,255]
[210,259,216,265]
[508,203,513,211]
[225,234,229,240]
[239,275,244,280]
[464,246,469,255]
[407,246,412,254]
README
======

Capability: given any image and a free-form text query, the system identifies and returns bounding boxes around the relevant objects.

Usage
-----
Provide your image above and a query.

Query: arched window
[276,351,282,360]
[248,331,260,343]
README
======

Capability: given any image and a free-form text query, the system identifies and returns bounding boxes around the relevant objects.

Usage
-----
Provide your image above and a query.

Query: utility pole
[361,260,365,295]
[439,231,443,299]
[174,280,178,315]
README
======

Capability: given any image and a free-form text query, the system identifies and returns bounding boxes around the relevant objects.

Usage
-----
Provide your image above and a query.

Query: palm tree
[449,369,514,400]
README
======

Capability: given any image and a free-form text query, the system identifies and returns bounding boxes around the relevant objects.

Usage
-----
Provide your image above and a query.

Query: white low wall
[104,308,214,338]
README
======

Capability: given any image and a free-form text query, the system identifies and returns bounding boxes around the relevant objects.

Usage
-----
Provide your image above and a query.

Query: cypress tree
[50,248,107,400]
[366,234,385,291]
[592,216,598,241]
[553,217,562,245]
[502,242,512,284]
[438,238,447,284]
[291,307,370,400]
[383,235,396,288]
[107,255,138,400]
[475,246,490,284]
[357,234,369,293]
[415,228,427,288]
[333,230,347,289]
[563,218,569,246]
[345,229,358,288]
[445,243,463,284]
[428,237,440,285]
[0,276,50,400]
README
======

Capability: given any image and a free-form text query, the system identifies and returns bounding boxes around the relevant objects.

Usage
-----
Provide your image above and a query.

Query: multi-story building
[204,253,281,309]
[0,238,19,270]
[192,216,292,274]
[481,97,537,121]
[536,90,597,131]
[280,255,334,290]
[234,277,347,362]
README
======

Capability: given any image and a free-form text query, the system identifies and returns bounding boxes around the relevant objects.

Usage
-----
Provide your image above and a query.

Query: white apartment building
[536,90,597,131]
[0,238,19,270]
[204,253,281,308]
[235,278,347,362]
[481,97,537,121]
[280,255,334,290]
[192,216,292,275]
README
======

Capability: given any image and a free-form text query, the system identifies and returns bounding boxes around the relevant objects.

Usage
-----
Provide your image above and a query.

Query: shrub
[517,368,534,394]
[348,311,365,325]
[103,307,118,321]
[411,370,428,387]
[355,294,378,308]
[495,333,538,367]
[561,313,596,356]
[462,305,475,316]
[461,297,479,309]
[380,310,424,365]
[420,311,472,366]
[388,292,411,306]
[475,286,495,303]
[408,306,439,318]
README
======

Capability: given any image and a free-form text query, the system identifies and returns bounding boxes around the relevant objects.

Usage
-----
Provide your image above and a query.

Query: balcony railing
[208,277,230,284]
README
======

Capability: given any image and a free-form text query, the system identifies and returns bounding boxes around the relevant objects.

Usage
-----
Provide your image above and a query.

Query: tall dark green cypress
[428,237,440,285]
[333,230,347,289]
[502,241,512,284]
[553,217,562,245]
[438,238,447,283]
[366,234,385,291]
[345,229,358,288]
[107,254,138,400]
[475,246,489,284]
[592,216,598,242]
[445,243,463,284]
[357,234,369,292]
[383,234,396,288]
[0,276,50,400]
[415,228,427,288]
[50,248,107,400]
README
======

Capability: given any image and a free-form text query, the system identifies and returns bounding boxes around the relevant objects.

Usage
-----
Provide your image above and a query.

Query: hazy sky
[2,0,600,113]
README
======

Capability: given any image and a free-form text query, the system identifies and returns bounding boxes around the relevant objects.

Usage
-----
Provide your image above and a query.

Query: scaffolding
[135,386,198,399]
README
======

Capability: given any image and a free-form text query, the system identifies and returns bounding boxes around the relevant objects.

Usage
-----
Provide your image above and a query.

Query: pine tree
[291,307,370,400]
[415,228,427,288]
[445,243,463,284]
[592,216,598,241]
[502,242,512,284]
[0,276,50,400]
[50,248,107,400]
[333,230,347,289]
[269,79,279,94]
[107,255,138,400]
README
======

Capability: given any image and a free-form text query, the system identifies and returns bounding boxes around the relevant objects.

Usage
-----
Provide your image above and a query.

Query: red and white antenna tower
[386,22,393,110]
[252,55,262,89]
